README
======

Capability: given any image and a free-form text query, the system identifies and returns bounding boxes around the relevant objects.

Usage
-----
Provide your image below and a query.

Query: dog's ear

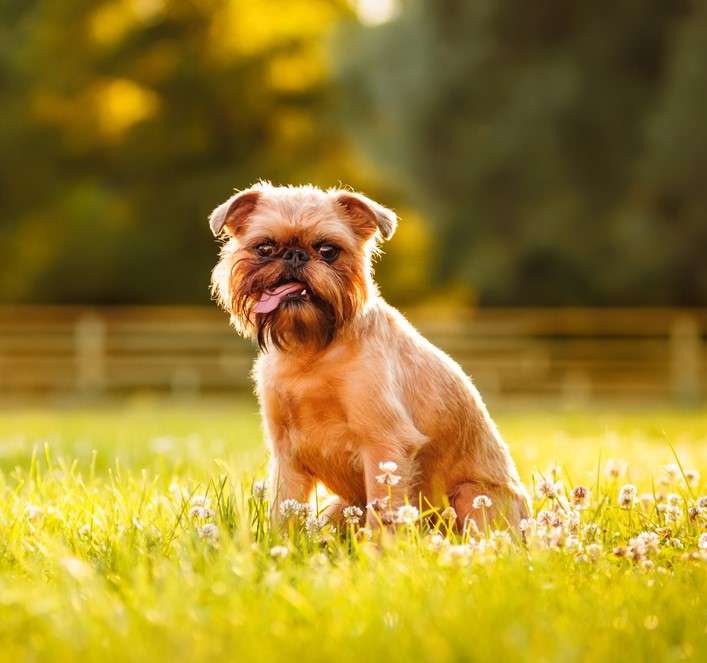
[334,191,397,241]
[209,189,261,237]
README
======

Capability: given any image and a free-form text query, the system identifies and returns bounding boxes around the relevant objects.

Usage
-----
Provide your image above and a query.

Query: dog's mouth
[254,281,309,314]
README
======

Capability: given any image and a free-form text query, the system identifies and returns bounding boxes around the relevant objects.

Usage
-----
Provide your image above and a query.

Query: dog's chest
[260,357,366,500]
[284,386,366,500]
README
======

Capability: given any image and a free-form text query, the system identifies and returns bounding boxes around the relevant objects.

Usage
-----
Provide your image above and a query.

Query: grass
[0,398,706,662]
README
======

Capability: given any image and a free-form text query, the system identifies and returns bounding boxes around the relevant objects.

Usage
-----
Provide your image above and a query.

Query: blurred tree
[0,0,353,304]
[4,0,707,307]
[336,0,706,305]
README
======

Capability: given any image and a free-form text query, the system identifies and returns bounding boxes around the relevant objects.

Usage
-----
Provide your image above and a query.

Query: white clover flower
[169,481,187,501]
[309,552,329,568]
[190,495,211,509]
[536,479,562,500]
[269,545,289,559]
[612,545,628,559]
[566,509,581,533]
[638,530,660,552]
[626,541,646,562]
[668,537,683,550]
[189,505,215,520]
[368,497,394,524]
[548,510,567,528]
[61,557,93,581]
[198,523,220,542]
[547,464,562,481]
[663,463,681,482]
[252,480,268,500]
[696,496,707,511]
[440,506,457,521]
[342,505,364,526]
[547,526,567,549]
[536,510,555,527]
[369,496,390,512]
[357,527,373,541]
[376,461,401,486]
[640,559,655,571]
[304,514,327,535]
[685,469,700,487]
[637,531,660,555]
[519,517,535,534]
[667,493,682,507]
[439,544,473,566]
[395,504,419,525]
[617,484,637,509]
[46,506,65,522]
[605,459,627,479]
[149,435,176,454]
[699,533,707,551]
[428,533,447,551]
[472,495,492,510]
[665,504,683,523]
[570,486,591,509]
[25,504,43,520]
[304,515,318,534]
[585,542,603,561]
[639,493,655,510]
[279,498,307,520]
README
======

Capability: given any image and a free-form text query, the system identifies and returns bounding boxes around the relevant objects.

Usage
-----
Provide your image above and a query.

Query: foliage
[3,1,707,306]
[0,402,706,661]
[0,0,352,304]
[337,0,707,305]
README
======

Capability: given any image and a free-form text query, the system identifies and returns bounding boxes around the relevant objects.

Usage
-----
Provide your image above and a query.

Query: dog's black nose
[282,247,309,266]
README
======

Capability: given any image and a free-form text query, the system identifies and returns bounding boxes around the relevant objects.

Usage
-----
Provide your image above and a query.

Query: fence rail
[0,306,704,404]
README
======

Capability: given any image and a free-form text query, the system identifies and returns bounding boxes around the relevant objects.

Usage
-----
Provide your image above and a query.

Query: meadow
[1,398,706,662]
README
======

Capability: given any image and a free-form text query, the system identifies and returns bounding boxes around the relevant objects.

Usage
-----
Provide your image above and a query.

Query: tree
[0,0,351,304]
[336,0,704,305]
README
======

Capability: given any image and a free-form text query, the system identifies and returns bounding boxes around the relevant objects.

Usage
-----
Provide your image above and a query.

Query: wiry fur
[210,182,529,529]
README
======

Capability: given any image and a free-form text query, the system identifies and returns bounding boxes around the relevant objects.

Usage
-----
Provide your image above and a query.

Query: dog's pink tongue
[254,282,305,314]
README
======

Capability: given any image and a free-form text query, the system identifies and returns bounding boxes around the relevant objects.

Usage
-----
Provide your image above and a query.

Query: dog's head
[209,182,396,350]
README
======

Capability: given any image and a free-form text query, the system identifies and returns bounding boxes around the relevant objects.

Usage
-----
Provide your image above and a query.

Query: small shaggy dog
[209,183,529,529]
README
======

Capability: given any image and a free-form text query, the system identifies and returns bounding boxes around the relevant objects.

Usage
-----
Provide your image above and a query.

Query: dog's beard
[227,256,368,352]
[256,296,337,351]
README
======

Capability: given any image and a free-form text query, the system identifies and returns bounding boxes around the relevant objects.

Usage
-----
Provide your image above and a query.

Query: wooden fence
[0,306,704,404]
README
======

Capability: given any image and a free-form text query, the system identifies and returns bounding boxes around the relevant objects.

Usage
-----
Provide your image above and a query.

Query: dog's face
[210,183,396,350]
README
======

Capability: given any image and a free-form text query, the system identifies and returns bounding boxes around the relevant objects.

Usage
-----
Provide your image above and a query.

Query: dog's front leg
[268,453,315,525]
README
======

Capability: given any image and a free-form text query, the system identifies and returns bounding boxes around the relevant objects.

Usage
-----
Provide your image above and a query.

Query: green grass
[1,399,706,662]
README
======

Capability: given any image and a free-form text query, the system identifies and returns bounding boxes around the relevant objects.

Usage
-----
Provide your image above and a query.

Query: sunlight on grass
[0,401,705,661]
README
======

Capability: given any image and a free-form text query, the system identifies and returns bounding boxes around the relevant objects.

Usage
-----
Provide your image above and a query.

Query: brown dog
[210,182,529,530]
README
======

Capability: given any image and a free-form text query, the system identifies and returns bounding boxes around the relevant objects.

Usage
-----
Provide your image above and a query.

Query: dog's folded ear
[333,191,397,241]
[209,189,261,237]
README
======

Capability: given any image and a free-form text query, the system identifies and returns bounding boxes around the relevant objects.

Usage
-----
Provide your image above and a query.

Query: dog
[209,182,529,530]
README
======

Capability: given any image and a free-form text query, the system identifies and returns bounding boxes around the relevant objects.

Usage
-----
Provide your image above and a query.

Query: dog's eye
[317,243,340,262]
[255,242,275,258]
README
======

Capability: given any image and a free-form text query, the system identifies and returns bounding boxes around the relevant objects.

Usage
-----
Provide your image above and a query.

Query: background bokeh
[3,0,707,308]
[1,0,706,404]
